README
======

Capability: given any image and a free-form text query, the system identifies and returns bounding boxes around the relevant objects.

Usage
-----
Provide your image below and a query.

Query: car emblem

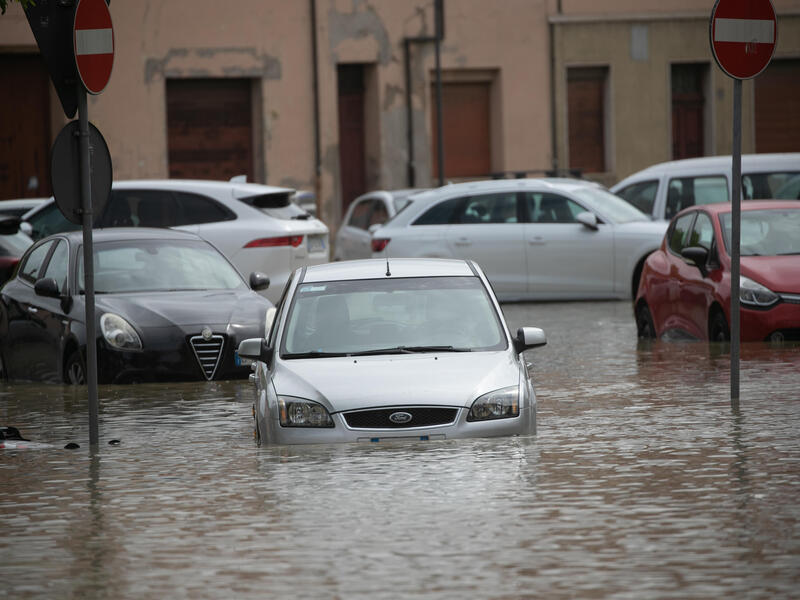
[389,411,413,424]
[201,327,213,341]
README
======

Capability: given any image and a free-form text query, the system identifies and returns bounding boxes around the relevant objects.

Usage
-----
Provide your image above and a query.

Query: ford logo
[389,411,413,424]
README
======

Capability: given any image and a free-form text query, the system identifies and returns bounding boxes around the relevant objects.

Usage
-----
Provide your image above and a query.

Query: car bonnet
[271,351,522,413]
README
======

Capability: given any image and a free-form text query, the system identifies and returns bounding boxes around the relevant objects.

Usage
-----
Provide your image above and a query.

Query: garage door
[755,59,800,152]
[167,79,254,181]
[431,81,491,179]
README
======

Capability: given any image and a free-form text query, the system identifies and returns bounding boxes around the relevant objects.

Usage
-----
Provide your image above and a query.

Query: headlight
[100,313,142,350]
[740,276,779,307]
[467,386,519,421]
[278,396,334,428]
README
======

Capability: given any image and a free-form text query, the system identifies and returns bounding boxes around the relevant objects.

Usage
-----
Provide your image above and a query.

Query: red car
[635,200,800,342]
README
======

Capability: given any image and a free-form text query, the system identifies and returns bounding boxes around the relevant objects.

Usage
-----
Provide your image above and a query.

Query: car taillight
[244,235,304,248]
[371,238,390,252]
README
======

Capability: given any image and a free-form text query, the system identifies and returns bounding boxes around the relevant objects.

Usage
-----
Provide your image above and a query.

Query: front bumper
[741,299,800,342]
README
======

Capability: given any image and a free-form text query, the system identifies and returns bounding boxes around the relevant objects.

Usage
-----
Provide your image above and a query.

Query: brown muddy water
[1,300,799,599]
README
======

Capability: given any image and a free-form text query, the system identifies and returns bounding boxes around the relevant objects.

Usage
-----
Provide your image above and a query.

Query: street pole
[78,87,100,445]
[730,78,741,412]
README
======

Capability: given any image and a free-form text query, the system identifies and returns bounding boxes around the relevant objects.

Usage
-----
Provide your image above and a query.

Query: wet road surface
[1,300,799,598]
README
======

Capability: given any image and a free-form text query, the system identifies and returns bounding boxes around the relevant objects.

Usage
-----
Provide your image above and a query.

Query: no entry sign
[73,0,114,94]
[710,0,776,80]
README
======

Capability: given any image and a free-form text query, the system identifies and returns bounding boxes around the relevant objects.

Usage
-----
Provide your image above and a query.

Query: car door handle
[454,237,472,246]
[528,236,546,245]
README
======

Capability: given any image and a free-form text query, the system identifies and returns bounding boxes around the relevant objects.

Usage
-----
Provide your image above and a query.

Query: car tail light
[371,238,390,252]
[244,235,304,248]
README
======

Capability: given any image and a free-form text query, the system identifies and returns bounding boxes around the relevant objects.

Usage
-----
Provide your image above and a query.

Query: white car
[370,178,667,301]
[20,179,329,303]
[0,198,48,217]
[334,189,426,261]
[237,258,547,445]
[611,153,800,221]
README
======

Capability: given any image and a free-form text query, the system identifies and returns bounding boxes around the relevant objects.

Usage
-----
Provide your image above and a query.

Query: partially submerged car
[0,228,273,384]
[237,258,547,445]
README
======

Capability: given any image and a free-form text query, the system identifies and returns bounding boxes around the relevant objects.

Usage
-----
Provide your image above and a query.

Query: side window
[103,193,135,227]
[348,200,371,230]
[687,212,714,250]
[26,204,80,241]
[528,193,583,223]
[668,212,696,255]
[113,190,177,228]
[174,192,235,225]
[413,197,462,225]
[18,240,54,283]
[616,180,659,215]
[369,201,389,227]
[665,176,728,220]
[41,240,69,292]
[455,193,518,224]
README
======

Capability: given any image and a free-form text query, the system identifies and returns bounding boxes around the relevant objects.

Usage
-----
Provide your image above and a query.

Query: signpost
[709,0,776,411]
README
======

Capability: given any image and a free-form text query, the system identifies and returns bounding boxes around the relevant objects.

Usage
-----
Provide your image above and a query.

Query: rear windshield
[238,193,312,220]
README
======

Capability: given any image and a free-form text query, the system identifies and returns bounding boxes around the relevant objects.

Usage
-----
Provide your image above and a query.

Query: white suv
[611,153,800,221]
[21,179,329,302]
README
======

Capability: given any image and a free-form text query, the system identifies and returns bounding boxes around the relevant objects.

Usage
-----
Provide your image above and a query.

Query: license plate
[234,351,253,367]
[307,235,325,253]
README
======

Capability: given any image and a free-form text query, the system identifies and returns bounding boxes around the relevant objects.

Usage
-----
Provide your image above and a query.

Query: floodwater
[1,300,799,599]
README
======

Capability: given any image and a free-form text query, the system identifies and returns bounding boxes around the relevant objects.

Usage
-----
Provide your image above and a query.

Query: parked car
[334,189,427,260]
[635,200,800,342]
[236,257,547,445]
[0,216,33,285]
[611,153,800,221]
[369,178,668,300]
[20,179,330,303]
[0,198,47,217]
[0,228,274,384]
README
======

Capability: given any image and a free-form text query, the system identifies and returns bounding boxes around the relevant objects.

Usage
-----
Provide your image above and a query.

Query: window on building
[567,67,608,174]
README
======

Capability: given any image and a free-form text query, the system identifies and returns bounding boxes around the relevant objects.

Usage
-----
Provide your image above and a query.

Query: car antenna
[385,255,391,277]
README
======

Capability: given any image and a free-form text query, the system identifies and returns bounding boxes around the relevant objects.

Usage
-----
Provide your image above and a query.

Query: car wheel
[709,310,730,342]
[636,303,657,339]
[64,350,86,385]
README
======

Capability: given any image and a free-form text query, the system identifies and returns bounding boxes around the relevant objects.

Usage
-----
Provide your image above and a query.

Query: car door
[522,192,614,297]
[674,211,718,339]
[444,191,526,297]
[337,197,373,260]
[658,211,698,336]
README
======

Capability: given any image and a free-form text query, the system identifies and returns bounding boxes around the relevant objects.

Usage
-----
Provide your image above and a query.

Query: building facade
[1,0,799,233]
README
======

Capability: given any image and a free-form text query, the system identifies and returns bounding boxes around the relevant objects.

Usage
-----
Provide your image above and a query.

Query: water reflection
[1,301,799,598]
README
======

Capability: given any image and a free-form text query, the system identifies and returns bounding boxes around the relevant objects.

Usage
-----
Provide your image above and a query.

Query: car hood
[96,289,272,329]
[272,351,521,412]
[741,256,800,294]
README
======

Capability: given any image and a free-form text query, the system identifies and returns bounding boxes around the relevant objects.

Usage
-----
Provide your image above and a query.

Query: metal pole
[434,0,445,187]
[78,88,100,445]
[730,78,742,412]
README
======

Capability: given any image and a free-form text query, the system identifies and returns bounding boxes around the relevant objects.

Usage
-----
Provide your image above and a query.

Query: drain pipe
[549,0,561,175]
[310,0,322,214]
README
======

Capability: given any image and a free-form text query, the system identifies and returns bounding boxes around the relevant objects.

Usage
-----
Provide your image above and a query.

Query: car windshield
[571,187,649,223]
[79,239,247,293]
[720,208,800,256]
[281,276,507,357]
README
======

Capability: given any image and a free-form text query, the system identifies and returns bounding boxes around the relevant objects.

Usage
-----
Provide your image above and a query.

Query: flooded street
[2,300,799,599]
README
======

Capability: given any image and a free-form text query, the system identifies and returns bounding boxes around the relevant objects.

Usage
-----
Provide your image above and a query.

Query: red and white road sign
[710,0,776,80]
[73,0,114,94]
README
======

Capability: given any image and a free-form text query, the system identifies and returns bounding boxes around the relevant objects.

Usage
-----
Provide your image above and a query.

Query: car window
[105,190,176,228]
[744,172,800,199]
[174,192,235,225]
[720,208,800,256]
[687,212,714,251]
[775,175,800,200]
[616,179,659,214]
[41,239,69,291]
[348,200,371,230]
[527,193,582,223]
[18,240,54,283]
[26,203,79,241]
[413,197,462,225]
[369,201,389,226]
[665,176,728,220]
[668,212,696,255]
[454,193,518,224]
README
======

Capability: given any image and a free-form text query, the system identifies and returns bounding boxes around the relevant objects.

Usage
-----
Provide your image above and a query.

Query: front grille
[189,334,224,380]
[344,407,458,429]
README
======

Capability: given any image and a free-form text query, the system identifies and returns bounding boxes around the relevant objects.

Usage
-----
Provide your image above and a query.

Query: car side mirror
[249,272,270,291]
[368,223,382,234]
[238,337,274,364]
[514,327,547,353]
[19,221,33,236]
[576,211,598,230]
[34,277,61,298]
[681,246,709,278]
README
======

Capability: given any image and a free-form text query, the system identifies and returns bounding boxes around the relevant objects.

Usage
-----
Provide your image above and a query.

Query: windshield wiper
[348,345,472,356]
[282,351,349,359]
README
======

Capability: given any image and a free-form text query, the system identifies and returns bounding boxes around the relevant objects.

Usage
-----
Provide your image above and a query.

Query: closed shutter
[567,67,607,174]
[671,64,706,160]
[338,65,367,212]
[431,82,491,179]
[755,59,800,152]
[167,79,253,181]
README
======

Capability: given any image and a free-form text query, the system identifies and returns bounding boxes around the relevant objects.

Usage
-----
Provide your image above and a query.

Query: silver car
[237,258,546,445]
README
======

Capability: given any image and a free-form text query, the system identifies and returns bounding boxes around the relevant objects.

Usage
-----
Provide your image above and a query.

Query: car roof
[407,177,597,202]
[301,258,476,283]
[613,153,800,182]
[113,179,295,197]
[676,199,800,218]
[55,227,203,243]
